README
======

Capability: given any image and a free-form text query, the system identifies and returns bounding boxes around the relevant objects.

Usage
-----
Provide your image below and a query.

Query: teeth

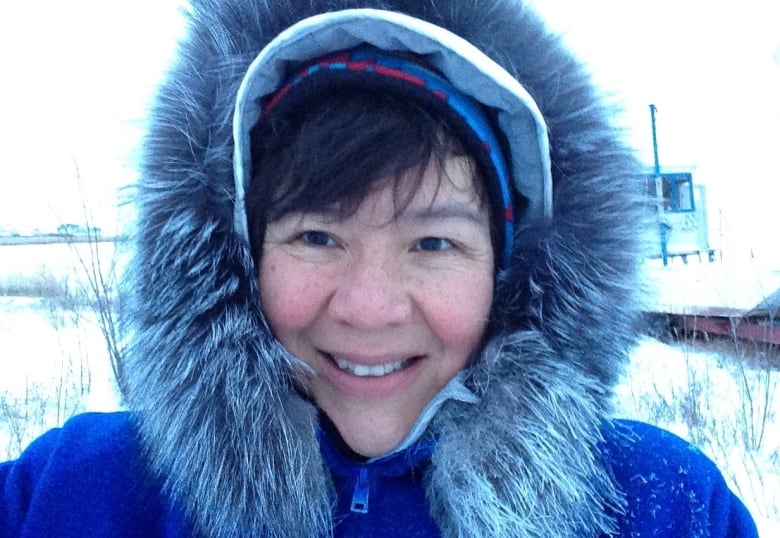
[333,356,411,377]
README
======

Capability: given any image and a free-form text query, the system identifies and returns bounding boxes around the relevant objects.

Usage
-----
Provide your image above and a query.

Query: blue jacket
[1,412,757,537]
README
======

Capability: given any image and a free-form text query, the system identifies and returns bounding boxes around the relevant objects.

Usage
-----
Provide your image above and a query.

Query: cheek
[258,254,328,333]
[428,272,493,358]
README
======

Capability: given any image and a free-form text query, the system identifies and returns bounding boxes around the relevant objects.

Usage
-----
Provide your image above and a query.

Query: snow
[0,297,121,456]
[1,247,778,535]
[644,258,780,316]
[0,242,122,457]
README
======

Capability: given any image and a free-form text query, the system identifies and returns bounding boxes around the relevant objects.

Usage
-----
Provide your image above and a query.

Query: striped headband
[260,48,515,269]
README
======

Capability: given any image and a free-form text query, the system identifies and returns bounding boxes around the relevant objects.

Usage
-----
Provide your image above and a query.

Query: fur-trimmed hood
[122,1,647,536]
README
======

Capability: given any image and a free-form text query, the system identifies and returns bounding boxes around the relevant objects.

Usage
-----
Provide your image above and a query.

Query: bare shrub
[0,163,124,460]
[0,267,71,299]
[0,378,88,461]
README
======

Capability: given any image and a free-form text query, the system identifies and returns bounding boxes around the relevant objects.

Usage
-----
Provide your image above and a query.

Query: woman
[0,1,757,537]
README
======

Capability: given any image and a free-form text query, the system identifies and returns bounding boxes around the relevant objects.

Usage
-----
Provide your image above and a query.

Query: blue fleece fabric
[0,412,758,537]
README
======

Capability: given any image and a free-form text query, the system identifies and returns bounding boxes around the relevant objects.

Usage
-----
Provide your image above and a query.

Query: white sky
[0,0,184,232]
[535,0,780,262]
[1,1,778,258]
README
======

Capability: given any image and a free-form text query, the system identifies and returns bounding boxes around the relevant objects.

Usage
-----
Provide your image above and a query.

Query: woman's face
[259,155,494,457]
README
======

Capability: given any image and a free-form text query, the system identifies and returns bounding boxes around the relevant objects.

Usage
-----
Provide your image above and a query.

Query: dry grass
[0,268,72,299]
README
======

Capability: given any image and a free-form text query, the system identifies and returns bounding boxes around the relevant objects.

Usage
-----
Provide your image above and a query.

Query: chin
[327,406,418,458]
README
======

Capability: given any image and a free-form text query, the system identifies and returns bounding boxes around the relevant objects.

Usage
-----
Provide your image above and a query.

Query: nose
[327,254,413,329]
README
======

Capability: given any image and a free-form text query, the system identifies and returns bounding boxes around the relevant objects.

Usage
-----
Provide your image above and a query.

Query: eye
[414,237,453,252]
[300,230,336,247]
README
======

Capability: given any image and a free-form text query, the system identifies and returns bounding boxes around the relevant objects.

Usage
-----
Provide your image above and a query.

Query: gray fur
[122,0,648,536]
[429,334,625,536]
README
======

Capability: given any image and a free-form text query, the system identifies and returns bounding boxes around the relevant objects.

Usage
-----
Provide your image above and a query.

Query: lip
[317,350,423,398]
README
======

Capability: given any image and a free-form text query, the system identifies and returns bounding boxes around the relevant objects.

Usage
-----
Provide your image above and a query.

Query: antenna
[650,104,668,265]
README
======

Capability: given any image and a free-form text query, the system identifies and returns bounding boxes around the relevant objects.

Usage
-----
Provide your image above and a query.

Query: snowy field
[0,242,123,456]
[0,245,777,535]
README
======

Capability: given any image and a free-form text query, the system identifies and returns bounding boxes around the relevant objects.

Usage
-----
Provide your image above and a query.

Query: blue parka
[0,413,757,536]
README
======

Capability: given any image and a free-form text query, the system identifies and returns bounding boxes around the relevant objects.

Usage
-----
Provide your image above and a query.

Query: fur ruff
[122,0,648,536]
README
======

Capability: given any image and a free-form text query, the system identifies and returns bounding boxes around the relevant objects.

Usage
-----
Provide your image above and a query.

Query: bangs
[246,90,488,260]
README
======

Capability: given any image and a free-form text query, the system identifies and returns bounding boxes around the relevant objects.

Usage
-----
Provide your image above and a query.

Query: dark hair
[245,89,493,264]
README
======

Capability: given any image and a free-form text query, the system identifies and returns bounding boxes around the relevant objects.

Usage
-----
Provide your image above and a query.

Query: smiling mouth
[330,355,416,377]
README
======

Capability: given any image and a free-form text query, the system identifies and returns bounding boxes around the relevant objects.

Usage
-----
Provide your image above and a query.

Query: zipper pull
[350,467,369,514]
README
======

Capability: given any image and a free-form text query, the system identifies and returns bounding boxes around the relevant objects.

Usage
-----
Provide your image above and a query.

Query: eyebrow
[286,202,487,227]
[401,203,487,226]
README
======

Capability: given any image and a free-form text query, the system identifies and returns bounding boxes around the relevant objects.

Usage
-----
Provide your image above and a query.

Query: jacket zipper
[350,467,369,514]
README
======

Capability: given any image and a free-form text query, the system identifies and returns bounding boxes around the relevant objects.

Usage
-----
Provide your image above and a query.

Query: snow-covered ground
[0,297,121,457]
[0,242,122,457]
[1,248,778,535]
